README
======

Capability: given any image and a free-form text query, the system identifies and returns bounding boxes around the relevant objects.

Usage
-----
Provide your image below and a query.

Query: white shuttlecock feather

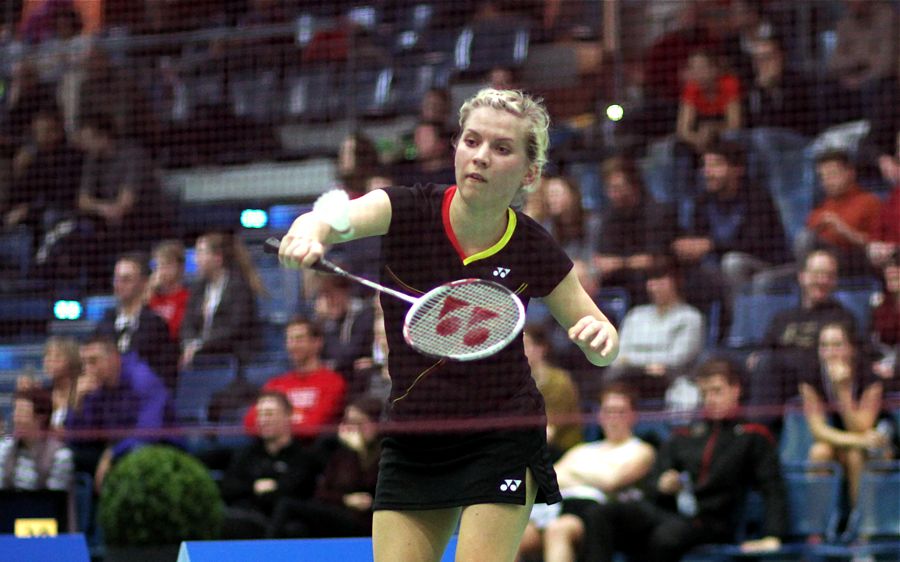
[313,189,352,233]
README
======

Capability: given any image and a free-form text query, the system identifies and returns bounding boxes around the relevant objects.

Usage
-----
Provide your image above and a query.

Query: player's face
[455,107,536,208]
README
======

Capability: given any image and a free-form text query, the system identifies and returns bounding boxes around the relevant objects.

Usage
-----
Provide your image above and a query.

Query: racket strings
[406,281,523,360]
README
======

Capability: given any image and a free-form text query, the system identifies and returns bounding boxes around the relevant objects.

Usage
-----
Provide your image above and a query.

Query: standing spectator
[4,108,82,256]
[243,317,347,438]
[748,249,858,411]
[800,322,895,505]
[823,0,898,130]
[17,336,82,430]
[180,231,262,367]
[65,335,170,491]
[673,140,788,301]
[268,396,384,538]
[519,383,655,562]
[583,358,786,562]
[148,239,190,340]
[0,385,73,491]
[594,156,678,305]
[95,252,179,391]
[604,264,704,404]
[313,274,374,379]
[220,391,321,539]
[76,113,169,287]
[797,150,882,276]
[745,36,818,136]
[523,324,582,460]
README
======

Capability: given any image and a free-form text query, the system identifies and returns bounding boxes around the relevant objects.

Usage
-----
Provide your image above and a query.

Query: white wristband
[313,189,355,240]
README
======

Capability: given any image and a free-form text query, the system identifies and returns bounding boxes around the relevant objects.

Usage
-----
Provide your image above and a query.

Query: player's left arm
[544,269,619,366]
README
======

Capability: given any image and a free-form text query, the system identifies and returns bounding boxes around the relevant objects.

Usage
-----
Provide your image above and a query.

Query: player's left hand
[568,316,617,358]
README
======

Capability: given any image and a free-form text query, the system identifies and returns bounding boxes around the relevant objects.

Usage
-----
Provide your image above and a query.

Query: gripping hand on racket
[278,189,391,269]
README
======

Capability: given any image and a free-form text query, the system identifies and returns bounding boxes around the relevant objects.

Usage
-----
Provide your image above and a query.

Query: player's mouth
[467,173,486,183]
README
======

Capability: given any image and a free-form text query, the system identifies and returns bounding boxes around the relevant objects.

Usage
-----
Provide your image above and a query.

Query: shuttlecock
[313,189,352,234]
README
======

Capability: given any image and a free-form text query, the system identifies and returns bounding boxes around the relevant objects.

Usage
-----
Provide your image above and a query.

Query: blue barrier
[178,536,458,562]
[0,533,90,562]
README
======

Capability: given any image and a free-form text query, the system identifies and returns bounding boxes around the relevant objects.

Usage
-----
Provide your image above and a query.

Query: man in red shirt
[244,317,347,438]
[798,150,882,276]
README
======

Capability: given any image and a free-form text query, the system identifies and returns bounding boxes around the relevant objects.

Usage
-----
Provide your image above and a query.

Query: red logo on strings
[435,296,498,347]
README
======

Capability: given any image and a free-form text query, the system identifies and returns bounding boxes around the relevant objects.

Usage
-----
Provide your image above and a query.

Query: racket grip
[262,237,338,274]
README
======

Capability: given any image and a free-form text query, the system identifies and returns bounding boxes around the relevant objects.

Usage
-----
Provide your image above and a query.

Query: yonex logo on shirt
[500,479,521,492]
[493,267,511,278]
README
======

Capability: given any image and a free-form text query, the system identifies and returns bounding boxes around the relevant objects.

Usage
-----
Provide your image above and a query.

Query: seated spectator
[391,121,456,188]
[868,131,900,270]
[335,132,381,198]
[0,386,73,491]
[745,35,818,136]
[518,383,655,562]
[313,274,374,379]
[580,358,786,561]
[65,335,170,491]
[800,322,897,506]
[523,324,582,460]
[673,140,789,303]
[605,264,705,404]
[17,337,82,430]
[147,239,190,340]
[821,0,898,131]
[525,175,598,263]
[268,396,384,538]
[96,252,178,391]
[180,231,262,367]
[243,317,347,439]
[0,58,57,157]
[796,150,883,276]
[4,109,82,258]
[872,258,900,391]
[594,157,677,305]
[75,113,170,288]
[674,49,742,197]
[349,301,391,405]
[220,391,321,540]
[748,249,858,412]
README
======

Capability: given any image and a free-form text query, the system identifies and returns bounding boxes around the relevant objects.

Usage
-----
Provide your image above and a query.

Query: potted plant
[99,445,224,562]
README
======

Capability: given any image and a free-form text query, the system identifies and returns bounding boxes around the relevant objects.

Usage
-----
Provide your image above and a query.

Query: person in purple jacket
[66,334,170,492]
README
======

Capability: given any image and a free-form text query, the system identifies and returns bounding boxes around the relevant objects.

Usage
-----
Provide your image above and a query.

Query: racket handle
[262,237,339,274]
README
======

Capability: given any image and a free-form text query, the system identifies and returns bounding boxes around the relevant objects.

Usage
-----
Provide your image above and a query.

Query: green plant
[99,445,224,547]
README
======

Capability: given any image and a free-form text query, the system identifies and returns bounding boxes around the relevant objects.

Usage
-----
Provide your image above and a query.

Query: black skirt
[373,427,561,511]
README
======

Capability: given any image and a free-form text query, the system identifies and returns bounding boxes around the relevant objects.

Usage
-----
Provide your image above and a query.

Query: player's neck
[449,197,508,254]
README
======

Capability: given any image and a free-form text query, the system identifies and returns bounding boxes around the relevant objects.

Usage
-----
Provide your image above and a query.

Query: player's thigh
[455,469,538,562]
[372,507,461,562]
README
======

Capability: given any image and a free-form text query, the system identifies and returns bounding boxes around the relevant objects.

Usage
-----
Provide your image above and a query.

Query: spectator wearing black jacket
[673,140,788,307]
[581,358,787,562]
[220,391,322,539]
[96,253,178,391]
[745,36,819,136]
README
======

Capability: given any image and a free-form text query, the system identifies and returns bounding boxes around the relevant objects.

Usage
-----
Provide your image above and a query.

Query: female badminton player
[278,88,619,562]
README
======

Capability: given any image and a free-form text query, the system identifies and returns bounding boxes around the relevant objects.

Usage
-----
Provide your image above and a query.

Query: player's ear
[522,164,538,187]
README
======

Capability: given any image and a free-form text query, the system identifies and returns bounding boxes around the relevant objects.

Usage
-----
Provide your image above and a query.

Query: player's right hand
[279,234,325,269]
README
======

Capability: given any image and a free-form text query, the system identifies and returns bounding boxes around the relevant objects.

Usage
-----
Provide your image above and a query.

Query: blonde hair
[458,88,550,193]
[152,239,185,267]
[44,336,82,378]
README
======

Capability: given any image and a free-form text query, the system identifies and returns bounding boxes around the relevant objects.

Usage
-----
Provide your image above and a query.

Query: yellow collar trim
[462,208,517,266]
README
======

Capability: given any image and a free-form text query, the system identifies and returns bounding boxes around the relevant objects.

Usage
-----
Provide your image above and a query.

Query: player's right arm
[280,189,392,268]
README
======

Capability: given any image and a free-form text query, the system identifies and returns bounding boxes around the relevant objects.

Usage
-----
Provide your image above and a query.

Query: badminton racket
[264,237,525,361]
